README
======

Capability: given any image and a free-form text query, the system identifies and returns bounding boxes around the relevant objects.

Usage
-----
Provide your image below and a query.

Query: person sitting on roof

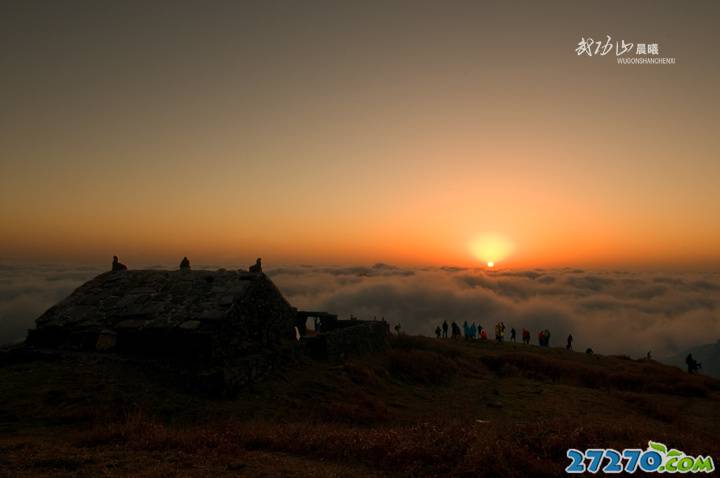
[112,255,127,271]
[179,256,191,270]
[249,258,263,273]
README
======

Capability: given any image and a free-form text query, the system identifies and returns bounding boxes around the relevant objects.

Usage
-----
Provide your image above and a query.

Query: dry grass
[617,392,677,423]
[2,335,719,477]
[476,347,715,397]
[387,349,460,385]
[64,412,718,478]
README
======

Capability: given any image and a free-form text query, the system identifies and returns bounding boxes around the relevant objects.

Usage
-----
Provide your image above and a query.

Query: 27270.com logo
[566,441,715,474]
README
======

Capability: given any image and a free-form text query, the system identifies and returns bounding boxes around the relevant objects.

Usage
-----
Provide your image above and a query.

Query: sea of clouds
[268,264,720,357]
[0,263,106,346]
[1,263,718,357]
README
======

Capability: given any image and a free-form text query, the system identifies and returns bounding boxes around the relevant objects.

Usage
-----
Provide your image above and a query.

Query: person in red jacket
[522,328,530,345]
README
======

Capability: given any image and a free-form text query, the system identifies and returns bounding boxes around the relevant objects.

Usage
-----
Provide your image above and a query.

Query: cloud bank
[1,263,718,357]
[0,264,105,345]
[267,264,720,356]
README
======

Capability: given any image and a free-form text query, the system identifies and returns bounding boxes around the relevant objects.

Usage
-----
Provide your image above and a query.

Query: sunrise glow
[469,235,514,267]
[1,3,719,475]
[0,2,718,272]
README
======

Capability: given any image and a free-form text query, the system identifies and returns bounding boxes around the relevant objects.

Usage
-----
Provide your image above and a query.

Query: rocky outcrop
[26,269,297,360]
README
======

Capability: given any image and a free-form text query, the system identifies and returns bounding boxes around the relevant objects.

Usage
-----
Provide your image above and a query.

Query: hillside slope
[1,336,719,477]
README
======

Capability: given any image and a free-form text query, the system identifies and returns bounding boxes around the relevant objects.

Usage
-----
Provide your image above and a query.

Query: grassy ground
[1,336,719,477]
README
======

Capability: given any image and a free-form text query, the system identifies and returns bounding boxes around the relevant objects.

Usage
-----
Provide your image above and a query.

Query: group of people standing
[434,320,575,350]
[427,321,700,376]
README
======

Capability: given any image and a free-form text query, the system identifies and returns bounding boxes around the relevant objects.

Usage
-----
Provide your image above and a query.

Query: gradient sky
[1,0,719,269]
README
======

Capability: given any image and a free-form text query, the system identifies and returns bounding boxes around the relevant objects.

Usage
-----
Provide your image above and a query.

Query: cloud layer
[1,263,718,357]
[0,264,105,345]
[268,264,720,356]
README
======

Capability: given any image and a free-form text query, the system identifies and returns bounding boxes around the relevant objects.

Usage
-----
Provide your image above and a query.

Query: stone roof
[27,269,297,358]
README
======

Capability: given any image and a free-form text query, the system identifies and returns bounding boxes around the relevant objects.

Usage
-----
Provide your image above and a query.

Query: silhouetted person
[249,258,262,273]
[435,326,441,338]
[539,329,551,347]
[463,321,469,339]
[522,328,530,345]
[111,255,127,271]
[646,350,652,360]
[394,323,401,335]
[510,328,516,342]
[442,320,448,338]
[451,321,460,339]
[495,322,505,343]
[686,353,701,374]
[179,256,190,270]
[566,334,573,350]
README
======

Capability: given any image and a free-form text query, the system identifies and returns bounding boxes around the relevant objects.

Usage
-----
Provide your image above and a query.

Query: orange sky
[1,1,719,270]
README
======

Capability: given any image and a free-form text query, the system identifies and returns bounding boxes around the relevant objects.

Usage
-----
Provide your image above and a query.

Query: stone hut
[26,268,297,360]
[23,266,390,393]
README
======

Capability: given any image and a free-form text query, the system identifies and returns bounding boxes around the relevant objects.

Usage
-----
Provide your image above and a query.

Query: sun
[469,234,514,267]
